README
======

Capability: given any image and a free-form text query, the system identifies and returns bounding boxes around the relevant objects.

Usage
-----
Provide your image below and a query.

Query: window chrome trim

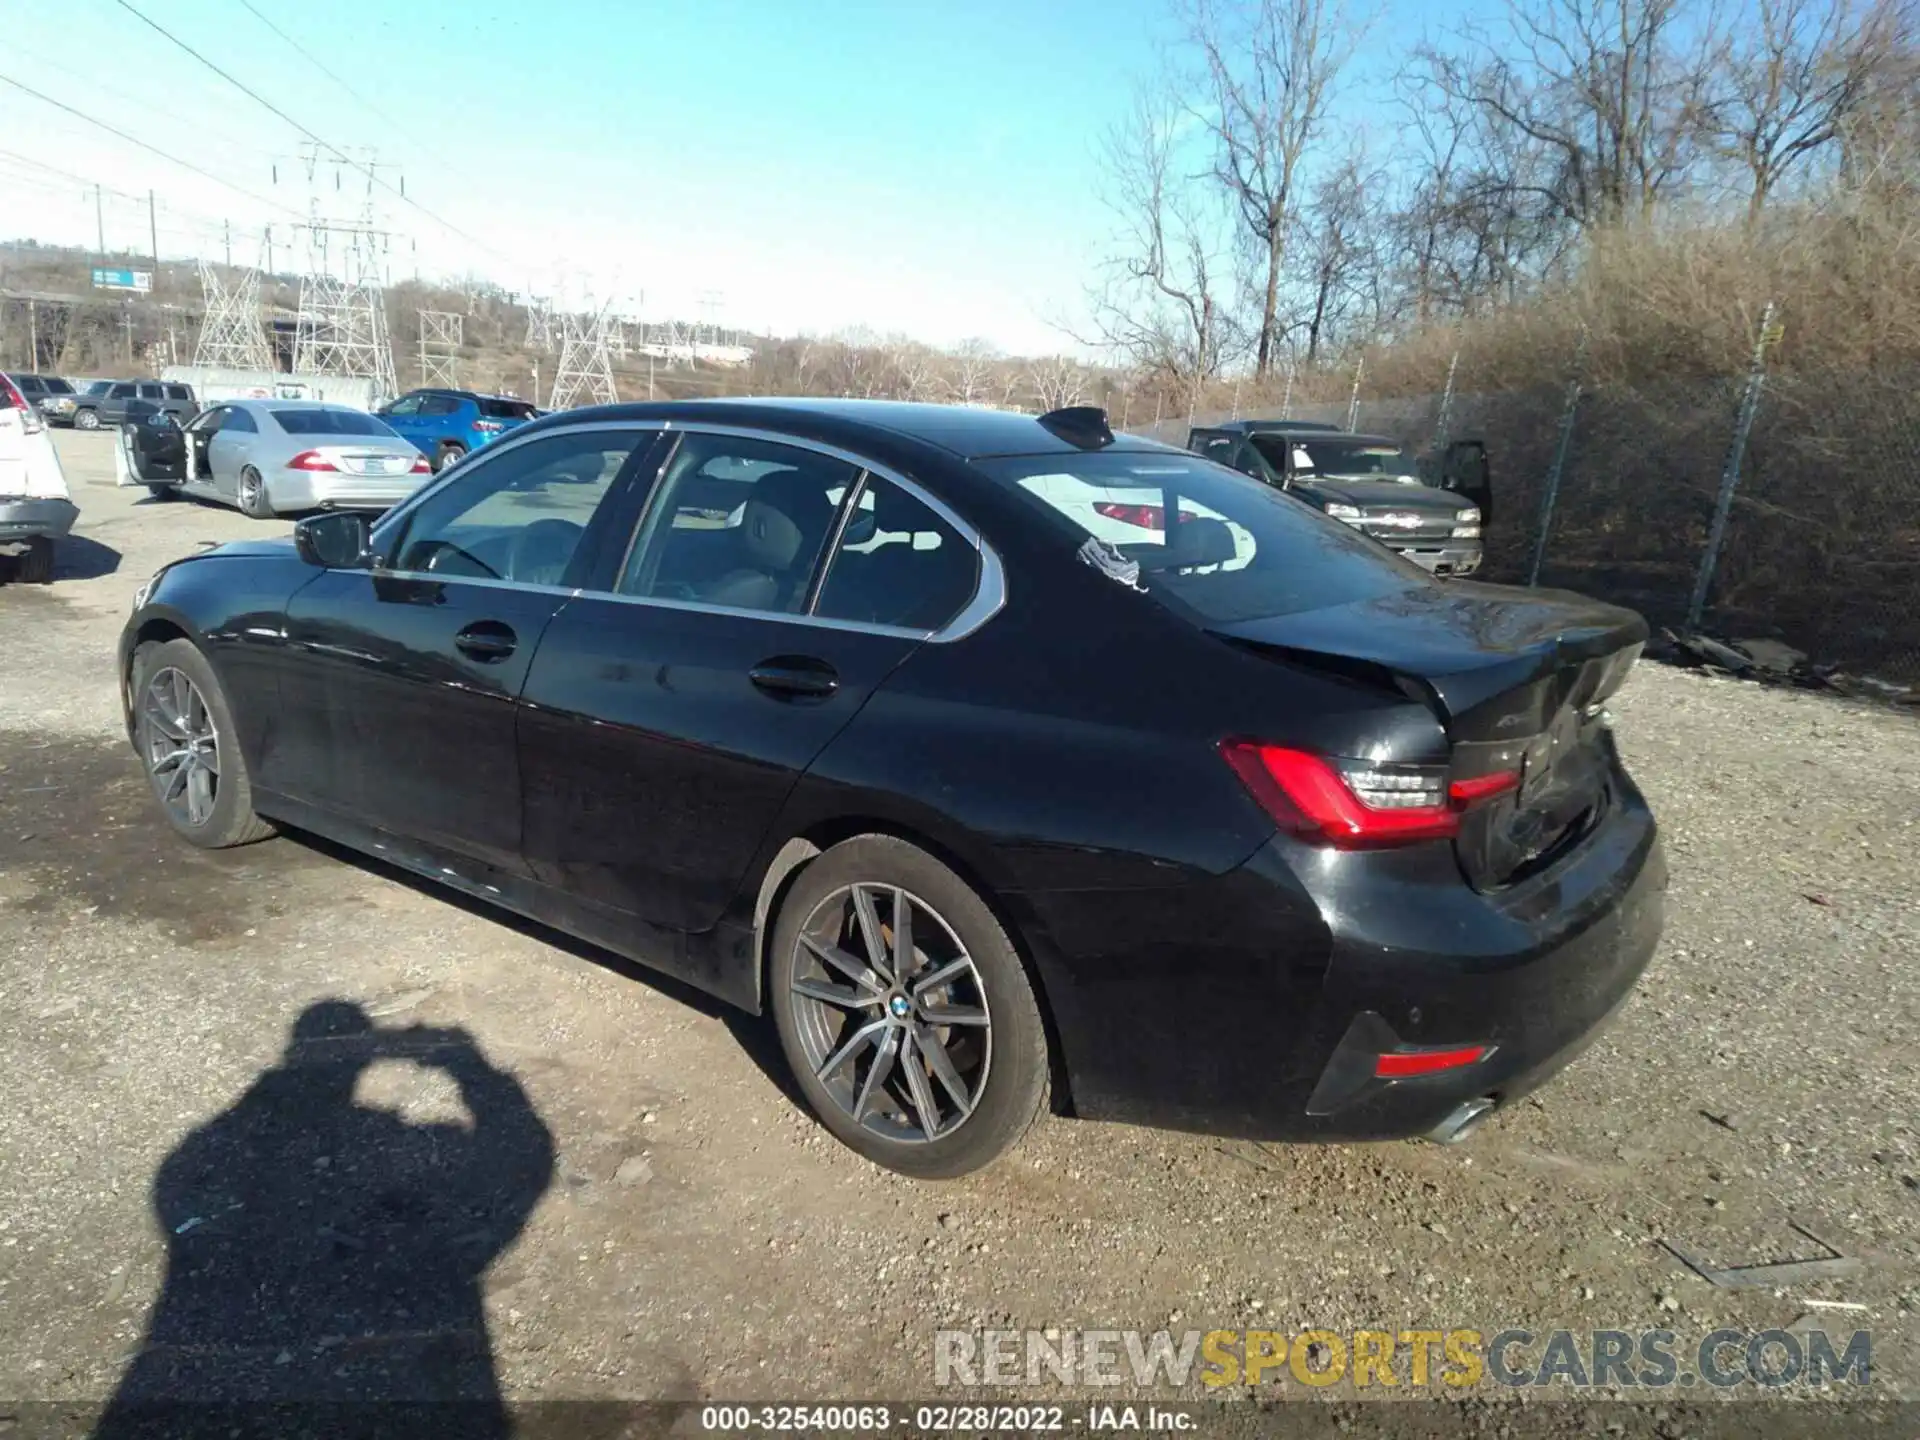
[356,415,1008,645]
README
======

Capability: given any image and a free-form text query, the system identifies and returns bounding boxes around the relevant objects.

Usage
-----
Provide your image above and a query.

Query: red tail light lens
[1219,741,1520,849]
[1375,1045,1489,1078]
[286,450,338,472]
[473,419,505,433]
[1092,502,1196,531]
[410,454,432,474]
[1,376,43,433]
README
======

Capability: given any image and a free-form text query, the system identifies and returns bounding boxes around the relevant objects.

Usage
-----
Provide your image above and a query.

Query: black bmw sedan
[118,399,1665,1177]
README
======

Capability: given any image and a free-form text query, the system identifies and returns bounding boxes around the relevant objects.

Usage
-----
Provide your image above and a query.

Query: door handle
[455,621,518,663]
[749,657,839,700]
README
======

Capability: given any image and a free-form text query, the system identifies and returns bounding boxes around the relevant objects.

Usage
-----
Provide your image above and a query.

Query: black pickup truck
[1187,419,1491,577]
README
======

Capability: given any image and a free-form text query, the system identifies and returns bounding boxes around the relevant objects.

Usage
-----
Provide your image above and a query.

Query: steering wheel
[409,539,501,579]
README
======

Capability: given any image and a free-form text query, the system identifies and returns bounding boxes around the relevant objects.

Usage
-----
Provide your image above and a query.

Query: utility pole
[28,299,37,369]
[224,220,232,268]
[148,190,159,269]
[95,185,106,256]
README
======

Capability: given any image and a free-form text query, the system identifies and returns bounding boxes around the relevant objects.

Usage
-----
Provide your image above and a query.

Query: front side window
[616,434,856,614]
[164,384,192,401]
[188,407,227,434]
[383,395,422,417]
[85,381,112,397]
[110,383,136,399]
[45,378,73,395]
[814,476,978,631]
[982,451,1425,625]
[417,394,462,417]
[386,428,645,587]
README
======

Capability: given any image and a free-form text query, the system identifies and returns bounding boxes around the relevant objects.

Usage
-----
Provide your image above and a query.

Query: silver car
[171,400,430,519]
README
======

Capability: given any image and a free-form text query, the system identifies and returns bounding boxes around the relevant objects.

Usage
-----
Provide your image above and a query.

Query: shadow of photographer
[95,1000,556,1439]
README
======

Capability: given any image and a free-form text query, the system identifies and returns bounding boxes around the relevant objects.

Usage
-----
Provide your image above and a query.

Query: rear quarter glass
[975,452,1430,623]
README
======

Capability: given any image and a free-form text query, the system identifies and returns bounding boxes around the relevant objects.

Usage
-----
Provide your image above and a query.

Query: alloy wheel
[141,667,220,827]
[239,471,264,514]
[788,883,991,1144]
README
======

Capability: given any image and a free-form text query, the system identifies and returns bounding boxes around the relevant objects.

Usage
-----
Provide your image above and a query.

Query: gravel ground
[1,431,1916,1432]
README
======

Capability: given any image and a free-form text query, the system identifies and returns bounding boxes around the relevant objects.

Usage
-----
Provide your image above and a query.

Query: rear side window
[815,476,978,631]
[222,408,258,433]
[271,407,395,437]
[418,394,462,416]
[979,452,1424,624]
[138,383,164,399]
[164,384,192,400]
[479,397,536,420]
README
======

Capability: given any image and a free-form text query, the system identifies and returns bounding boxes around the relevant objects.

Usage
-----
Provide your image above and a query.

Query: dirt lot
[1,430,1917,1429]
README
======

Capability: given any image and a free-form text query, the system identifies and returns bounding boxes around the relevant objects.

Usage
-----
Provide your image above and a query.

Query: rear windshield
[979,451,1425,624]
[479,397,537,420]
[1251,434,1420,481]
[43,378,73,395]
[269,406,397,437]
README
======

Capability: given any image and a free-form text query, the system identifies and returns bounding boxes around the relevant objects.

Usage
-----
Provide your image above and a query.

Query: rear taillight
[410,454,432,474]
[1,376,44,434]
[1093,502,1195,530]
[286,450,338,472]
[1219,741,1520,849]
[473,419,505,433]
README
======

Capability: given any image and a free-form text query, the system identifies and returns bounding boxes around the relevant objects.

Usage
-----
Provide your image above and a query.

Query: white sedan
[0,373,77,584]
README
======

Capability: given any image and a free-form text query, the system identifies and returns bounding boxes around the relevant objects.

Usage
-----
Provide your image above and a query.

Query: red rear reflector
[286,450,338,472]
[1449,770,1521,805]
[1375,1045,1489,1078]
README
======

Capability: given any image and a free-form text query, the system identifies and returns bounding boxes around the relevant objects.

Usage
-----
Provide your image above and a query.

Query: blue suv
[375,389,540,472]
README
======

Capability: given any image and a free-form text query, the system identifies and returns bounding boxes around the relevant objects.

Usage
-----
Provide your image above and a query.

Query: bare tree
[1184,0,1363,375]
[1027,355,1090,410]
[1084,88,1238,393]
[1702,0,1907,221]
[1295,145,1387,358]
[947,337,1001,404]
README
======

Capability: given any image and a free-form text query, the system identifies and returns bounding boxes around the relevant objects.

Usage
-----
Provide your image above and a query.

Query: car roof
[526,398,1175,461]
[1207,418,1349,434]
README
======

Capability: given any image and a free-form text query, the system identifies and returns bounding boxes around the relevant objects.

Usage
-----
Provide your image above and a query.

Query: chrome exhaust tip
[1426,1096,1497,1145]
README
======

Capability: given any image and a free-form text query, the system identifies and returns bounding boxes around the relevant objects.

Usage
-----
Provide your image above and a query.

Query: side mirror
[295,511,374,570]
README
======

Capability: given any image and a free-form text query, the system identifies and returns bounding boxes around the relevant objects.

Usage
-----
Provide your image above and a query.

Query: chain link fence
[1123,358,1920,685]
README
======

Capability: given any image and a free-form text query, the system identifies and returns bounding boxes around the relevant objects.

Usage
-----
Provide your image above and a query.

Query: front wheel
[131,639,277,848]
[237,467,275,520]
[769,835,1050,1178]
[74,409,101,431]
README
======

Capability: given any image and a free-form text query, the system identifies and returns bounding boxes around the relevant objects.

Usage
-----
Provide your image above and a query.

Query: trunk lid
[1212,579,1647,889]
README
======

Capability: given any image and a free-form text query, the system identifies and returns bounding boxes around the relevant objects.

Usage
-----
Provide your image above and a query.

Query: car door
[269,424,659,873]
[181,407,227,488]
[207,406,259,496]
[517,429,987,949]
[377,393,426,450]
[1440,439,1493,529]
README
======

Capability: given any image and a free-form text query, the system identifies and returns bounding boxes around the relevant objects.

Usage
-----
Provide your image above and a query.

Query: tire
[768,835,1049,1178]
[74,408,101,431]
[237,467,275,520]
[146,484,178,501]
[131,639,277,849]
[15,537,54,584]
[434,443,466,473]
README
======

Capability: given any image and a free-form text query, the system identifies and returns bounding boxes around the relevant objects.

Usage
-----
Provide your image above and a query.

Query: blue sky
[0,0,1479,352]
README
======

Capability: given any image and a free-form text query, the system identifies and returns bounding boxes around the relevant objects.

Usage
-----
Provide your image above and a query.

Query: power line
[111,0,512,265]
[0,73,302,220]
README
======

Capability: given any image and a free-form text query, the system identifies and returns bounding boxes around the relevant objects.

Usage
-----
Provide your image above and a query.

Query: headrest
[1157,516,1237,570]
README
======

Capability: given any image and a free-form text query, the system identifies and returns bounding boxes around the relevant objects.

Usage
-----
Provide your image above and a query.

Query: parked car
[1188,421,1491,577]
[68,379,200,431]
[119,400,1664,1177]
[133,400,431,518]
[5,372,78,423]
[0,373,77,583]
[375,388,540,472]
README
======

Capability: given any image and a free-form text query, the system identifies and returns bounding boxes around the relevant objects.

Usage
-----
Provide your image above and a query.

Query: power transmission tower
[523,295,555,350]
[416,309,463,386]
[548,306,618,409]
[291,143,399,399]
[193,253,273,372]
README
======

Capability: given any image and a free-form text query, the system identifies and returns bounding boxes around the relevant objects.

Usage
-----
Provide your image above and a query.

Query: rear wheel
[146,484,178,501]
[769,835,1049,1178]
[434,442,465,473]
[237,467,274,520]
[14,537,54,584]
[74,408,100,431]
[132,639,276,848]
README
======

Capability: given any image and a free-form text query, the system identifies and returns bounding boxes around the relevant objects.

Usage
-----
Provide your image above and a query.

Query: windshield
[979,450,1427,624]
[1249,434,1422,483]
[269,406,398,437]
